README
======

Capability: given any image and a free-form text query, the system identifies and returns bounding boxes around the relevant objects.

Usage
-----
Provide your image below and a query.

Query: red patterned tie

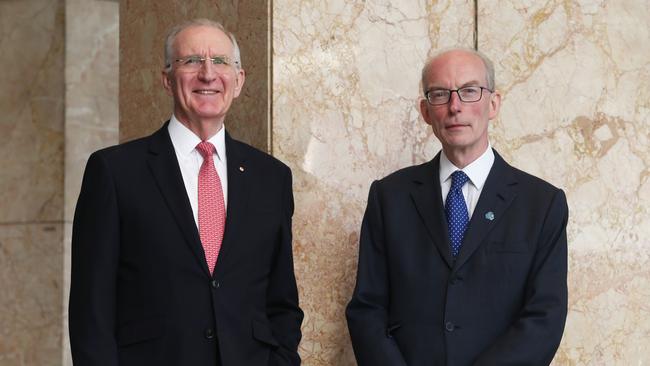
[196,141,226,275]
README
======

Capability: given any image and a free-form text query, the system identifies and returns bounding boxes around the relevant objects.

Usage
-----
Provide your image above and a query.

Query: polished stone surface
[273,1,475,364]
[0,1,65,365]
[1,1,648,365]
[65,0,120,222]
[275,0,650,365]
[479,1,650,364]
[0,223,64,366]
[0,0,65,224]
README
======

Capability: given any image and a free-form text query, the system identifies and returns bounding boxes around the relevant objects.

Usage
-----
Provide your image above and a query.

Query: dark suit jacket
[69,123,303,366]
[346,150,568,366]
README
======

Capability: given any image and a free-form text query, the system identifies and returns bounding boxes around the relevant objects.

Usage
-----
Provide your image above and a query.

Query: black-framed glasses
[424,86,493,105]
[171,55,239,72]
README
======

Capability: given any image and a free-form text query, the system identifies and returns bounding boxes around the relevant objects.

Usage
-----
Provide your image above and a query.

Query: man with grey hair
[347,48,568,365]
[70,19,303,366]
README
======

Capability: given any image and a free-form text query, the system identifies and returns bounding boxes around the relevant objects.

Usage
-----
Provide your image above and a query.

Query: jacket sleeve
[346,181,408,366]
[69,152,120,365]
[267,167,304,366]
[474,189,569,366]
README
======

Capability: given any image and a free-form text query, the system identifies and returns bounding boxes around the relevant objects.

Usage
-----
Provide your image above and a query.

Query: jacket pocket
[252,319,280,348]
[117,318,164,347]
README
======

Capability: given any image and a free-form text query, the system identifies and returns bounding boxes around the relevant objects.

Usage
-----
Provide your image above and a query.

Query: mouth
[445,123,468,130]
[193,89,220,95]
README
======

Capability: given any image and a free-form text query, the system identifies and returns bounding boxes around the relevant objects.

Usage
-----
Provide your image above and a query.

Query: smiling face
[420,50,500,166]
[162,25,245,130]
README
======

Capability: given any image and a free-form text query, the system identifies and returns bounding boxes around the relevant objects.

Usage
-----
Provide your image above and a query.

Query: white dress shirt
[168,116,228,227]
[439,144,494,219]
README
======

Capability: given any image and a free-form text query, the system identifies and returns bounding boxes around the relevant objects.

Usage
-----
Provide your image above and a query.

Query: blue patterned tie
[445,171,470,257]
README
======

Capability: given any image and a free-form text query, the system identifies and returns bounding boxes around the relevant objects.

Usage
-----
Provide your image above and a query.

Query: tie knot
[450,170,469,190]
[196,141,215,160]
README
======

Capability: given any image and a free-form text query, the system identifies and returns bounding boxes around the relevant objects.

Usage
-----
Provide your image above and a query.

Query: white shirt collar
[439,144,494,190]
[168,115,227,162]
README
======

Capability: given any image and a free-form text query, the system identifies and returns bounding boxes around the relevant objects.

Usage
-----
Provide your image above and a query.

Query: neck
[443,144,488,169]
[178,117,224,141]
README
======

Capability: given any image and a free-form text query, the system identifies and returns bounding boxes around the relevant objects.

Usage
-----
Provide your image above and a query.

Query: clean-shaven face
[163,25,245,126]
[420,50,500,160]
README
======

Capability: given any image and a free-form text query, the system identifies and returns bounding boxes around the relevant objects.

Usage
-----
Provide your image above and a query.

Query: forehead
[172,25,233,56]
[424,51,487,87]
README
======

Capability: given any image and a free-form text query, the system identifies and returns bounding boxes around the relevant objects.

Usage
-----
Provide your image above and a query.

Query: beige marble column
[0,1,65,365]
[273,1,475,364]
[478,1,650,364]
[119,0,270,150]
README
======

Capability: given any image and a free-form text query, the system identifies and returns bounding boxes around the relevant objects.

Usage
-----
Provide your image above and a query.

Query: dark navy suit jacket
[347,150,568,366]
[70,122,303,365]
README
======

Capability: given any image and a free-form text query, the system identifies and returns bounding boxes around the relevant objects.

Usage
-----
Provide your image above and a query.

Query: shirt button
[204,328,215,339]
[445,321,455,332]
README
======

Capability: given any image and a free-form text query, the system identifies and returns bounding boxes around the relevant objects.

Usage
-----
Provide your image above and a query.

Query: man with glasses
[70,19,303,366]
[347,48,568,366]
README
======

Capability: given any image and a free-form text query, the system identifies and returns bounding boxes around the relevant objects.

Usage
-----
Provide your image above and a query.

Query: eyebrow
[426,80,483,90]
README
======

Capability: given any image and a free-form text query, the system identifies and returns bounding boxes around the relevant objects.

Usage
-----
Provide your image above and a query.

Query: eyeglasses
[171,55,239,72]
[424,86,493,105]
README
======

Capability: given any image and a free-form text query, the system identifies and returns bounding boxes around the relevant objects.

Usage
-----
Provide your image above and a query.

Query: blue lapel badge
[485,211,495,221]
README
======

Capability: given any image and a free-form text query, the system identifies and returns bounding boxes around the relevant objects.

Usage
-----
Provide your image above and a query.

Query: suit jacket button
[204,328,215,339]
[445,321,455,332]
[211,280,219,289]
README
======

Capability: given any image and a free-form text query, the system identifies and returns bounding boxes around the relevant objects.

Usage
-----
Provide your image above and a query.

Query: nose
[448,90,463,113]
[197,61,217,81]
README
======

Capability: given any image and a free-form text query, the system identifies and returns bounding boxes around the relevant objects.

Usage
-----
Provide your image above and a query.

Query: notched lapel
[453,152,518,270]
[410,156,454,268]
[146,124,211,276]
[213,133,250,274]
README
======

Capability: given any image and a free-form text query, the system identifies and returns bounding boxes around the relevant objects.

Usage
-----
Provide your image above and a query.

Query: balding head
[421,48,495,94]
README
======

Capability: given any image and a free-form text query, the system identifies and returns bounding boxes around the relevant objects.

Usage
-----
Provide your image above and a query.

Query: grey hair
[163,18,242,72]
[421,47,495,94]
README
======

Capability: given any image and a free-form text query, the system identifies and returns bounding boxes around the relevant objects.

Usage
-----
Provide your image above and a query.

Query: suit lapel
[410,154,454,268]
[453,150,518,270]
[213,132,249,275]
[146,122,210,276]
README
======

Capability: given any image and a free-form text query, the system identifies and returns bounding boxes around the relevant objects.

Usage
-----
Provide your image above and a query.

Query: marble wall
[2,0,647,365]
[273,1,476,364]
[274,0,650,365]
[479,1,650,364]
[0,0,118,365]
[119,0,270,150]
[0,1,65,365]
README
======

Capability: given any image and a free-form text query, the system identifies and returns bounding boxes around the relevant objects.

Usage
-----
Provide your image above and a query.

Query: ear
[420,98,433,126]
[488,90,501,120]
[161,69,174,96]
[233,68,246,98]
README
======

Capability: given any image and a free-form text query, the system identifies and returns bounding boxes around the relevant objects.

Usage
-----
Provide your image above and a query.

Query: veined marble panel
[0,0,64,223]
[479,1,650,364]
[64,0,120,222]
[273,1,474,364]
[0,223,63,366]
